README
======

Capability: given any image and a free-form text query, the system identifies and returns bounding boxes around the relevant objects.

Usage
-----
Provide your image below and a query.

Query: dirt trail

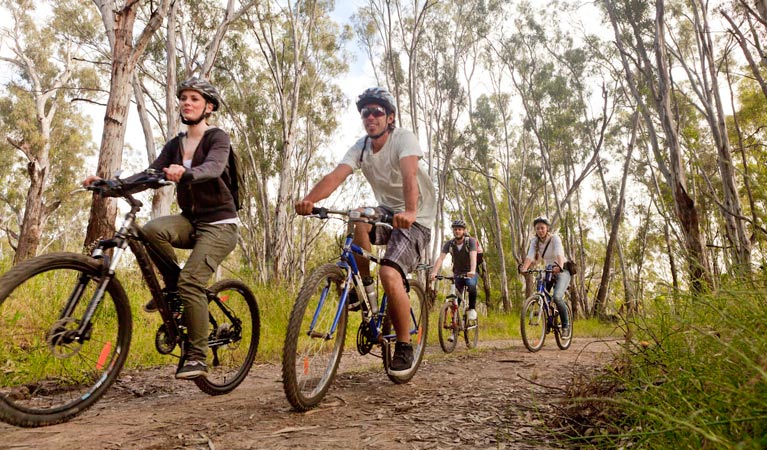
[1,337,619,450]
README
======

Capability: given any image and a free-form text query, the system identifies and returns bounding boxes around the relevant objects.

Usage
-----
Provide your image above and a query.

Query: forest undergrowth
[554,280,767,449]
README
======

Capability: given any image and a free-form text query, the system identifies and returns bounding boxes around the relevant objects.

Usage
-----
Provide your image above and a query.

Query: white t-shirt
[339,128,437,228]
[526,234,564,266]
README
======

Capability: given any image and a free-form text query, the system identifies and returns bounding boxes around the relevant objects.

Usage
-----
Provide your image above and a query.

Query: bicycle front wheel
[464,309,479,349]
[0,253,132,427]
[554,302,573,350]
[520,294,546,353]
[387,280,429,384]
[282,263,348,411]
[437,300,458,353]
[194,279,260,395]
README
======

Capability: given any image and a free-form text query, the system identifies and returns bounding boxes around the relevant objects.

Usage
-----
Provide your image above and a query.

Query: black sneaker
[388,342,414,375]
[144,289,178,313]
[175,360,208,380]
[143,298,158,313]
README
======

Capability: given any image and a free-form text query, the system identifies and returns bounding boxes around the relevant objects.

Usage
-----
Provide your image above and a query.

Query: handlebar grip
[311,207,328,218]
[378,211,393,224]
[87,179,123,197]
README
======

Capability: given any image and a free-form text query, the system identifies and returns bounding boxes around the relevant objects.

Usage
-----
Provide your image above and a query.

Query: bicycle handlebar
[434,274,471,281]
[310,206,393,228]
[86,169,173,198]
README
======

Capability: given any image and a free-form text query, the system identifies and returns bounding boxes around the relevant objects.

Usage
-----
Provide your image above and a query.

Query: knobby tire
[554,302,573,350]
[0,253,131,427]
[438,300,458,353]
[194,279,260,395]
[520,294,546,353]
[386,280,429,384]
[464,310,479,349]
[282,264,347,411]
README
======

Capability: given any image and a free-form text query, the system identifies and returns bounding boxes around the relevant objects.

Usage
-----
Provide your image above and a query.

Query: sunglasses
[360,107,387,119]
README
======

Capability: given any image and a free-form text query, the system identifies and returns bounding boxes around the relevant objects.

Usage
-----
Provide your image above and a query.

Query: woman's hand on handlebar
[82,175,102,187]
[162,164,186,183]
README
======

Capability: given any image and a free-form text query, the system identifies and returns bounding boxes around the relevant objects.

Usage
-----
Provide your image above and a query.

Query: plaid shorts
[369,207,431,277]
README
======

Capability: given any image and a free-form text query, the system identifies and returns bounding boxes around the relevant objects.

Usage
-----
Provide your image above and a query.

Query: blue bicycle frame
[307,208,420,344]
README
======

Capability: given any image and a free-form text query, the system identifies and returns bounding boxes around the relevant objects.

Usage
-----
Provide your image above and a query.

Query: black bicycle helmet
[451,219,467,228]
[533,216,550,227]
[177,77,221,111]
[355,87,397,114]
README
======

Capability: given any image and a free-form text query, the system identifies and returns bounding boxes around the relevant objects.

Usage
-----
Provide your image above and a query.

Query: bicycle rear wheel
[282,263,348,411]
[194,279,260,395]
[520,294,546,352]
[437,300,458,353]
[554,302,573,350]
[0,253,131,427]
[386,280,429,384]
[464,310,479,349]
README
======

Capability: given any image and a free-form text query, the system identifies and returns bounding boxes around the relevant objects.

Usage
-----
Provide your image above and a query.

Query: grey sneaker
[561,324,571,339]
[388,342,414,375]
[175,360,208,380]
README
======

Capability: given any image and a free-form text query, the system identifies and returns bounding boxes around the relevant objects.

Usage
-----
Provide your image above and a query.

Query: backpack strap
[358,136,370,164]
[536,238,551,261]
[227,145,241,210]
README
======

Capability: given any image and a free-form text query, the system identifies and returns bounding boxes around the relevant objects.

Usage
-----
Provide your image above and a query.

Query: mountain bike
[282,207,430,411]
[0,172,260,427]
[434,275,478,352]
[520,267,572,352]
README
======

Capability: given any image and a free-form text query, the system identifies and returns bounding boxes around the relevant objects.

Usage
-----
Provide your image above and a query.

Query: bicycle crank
[356,321,375,355]
[154,324,176,354]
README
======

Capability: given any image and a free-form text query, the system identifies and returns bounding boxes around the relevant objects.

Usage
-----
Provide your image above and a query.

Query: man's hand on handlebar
[392,210,416,229]
[295,200,314,216]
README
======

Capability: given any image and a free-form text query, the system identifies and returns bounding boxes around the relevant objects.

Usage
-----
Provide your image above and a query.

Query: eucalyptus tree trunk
[132,74,173,219]
[604,0,712,291]
[249,0,320,280]
[85,0,171,247]
[672,1,751,272]
[1,3,77,263]
[653,0,711,290]
[7,72,65,263]
[594,113,638,317]
[483,172,509,311]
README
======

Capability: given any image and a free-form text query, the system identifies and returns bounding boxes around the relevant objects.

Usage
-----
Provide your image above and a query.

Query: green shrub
[566,288,767,449]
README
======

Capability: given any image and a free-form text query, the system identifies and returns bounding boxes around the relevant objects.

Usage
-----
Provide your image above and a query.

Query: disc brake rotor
[46,317,83,359]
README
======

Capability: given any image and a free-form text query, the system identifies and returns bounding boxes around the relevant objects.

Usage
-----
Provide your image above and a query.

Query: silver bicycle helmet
[451,219,467,228]
[355,87,397,114]
[533,216,550,227]
[177,77,222,111]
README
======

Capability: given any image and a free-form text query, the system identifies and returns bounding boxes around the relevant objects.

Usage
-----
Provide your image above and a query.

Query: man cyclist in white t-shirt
[519,216,571,338]
[295,87,437,376]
